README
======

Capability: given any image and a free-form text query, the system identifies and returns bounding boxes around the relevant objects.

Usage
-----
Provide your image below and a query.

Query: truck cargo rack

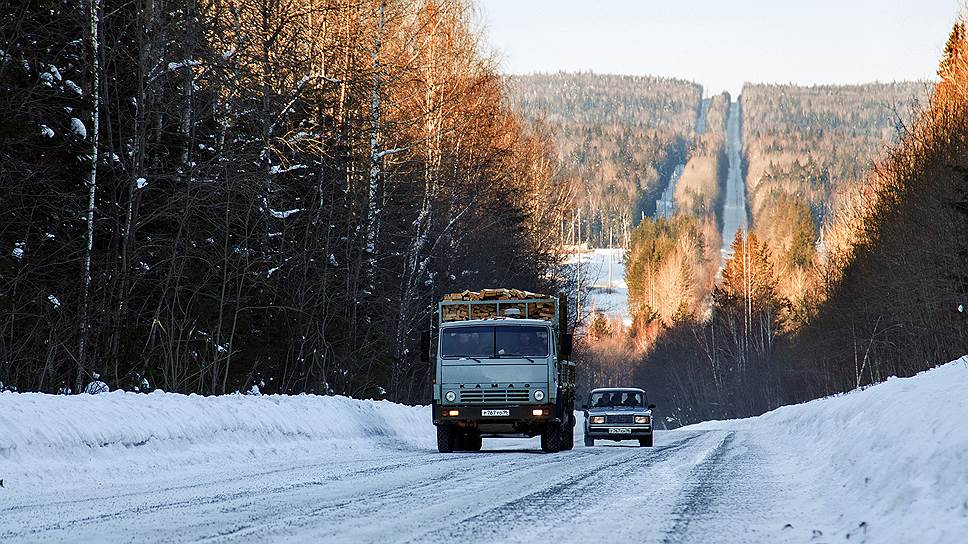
[437,298,559,324]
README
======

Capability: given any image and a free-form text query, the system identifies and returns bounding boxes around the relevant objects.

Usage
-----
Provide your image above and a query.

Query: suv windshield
[589,391,643,408]
[440,325,549,358]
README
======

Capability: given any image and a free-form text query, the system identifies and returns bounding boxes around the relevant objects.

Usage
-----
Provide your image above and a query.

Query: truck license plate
[482,409,510,417]
[608,427,632,434]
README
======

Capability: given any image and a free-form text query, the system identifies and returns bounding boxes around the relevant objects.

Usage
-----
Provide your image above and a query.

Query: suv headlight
[533,390,545,401]
[635,415,651,424]
[444,391,456,402]
[590,416,605,424]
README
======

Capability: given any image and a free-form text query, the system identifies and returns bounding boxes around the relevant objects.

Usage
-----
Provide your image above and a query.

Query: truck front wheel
[639,435,653,447]
[584,434,594,447]
[540,424,563,453]
[436,425,455,453]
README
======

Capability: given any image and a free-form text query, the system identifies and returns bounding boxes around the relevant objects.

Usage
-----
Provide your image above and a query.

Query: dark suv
[582,387,655,447]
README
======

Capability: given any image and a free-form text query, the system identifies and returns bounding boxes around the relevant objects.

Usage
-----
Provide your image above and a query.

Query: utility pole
[576,206,582,321]
[609,224,615,289]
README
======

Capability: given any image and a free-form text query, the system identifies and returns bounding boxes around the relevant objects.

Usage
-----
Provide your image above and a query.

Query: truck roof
[439,318,554,328]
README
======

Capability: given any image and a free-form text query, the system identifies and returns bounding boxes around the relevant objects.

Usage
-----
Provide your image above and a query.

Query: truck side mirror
[581,404,588,410]
[561,333,574,359]
[648,403,656,409]
[419,330,431,363]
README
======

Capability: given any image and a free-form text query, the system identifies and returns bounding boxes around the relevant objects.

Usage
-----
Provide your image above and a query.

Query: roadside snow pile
[0,391,433,485]
[691,355,968,543]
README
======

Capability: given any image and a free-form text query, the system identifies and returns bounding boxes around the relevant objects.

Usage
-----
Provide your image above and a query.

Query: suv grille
[459,388,531,404]
[606,414,634,424]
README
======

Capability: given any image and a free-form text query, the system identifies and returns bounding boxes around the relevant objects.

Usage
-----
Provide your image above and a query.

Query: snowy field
[1,356,967,543]
[565,247,630,324]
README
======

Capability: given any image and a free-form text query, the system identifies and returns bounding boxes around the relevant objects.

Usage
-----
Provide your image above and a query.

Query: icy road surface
[2,430,783,543]
[720,99,748,265]
[3,357,967,543]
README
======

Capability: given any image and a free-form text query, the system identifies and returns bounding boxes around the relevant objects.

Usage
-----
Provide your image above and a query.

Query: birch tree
[76,0,102,392]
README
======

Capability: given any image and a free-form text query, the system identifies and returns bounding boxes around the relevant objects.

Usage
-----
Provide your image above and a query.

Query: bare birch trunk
[365,0,385,288]
[76,0,101,392]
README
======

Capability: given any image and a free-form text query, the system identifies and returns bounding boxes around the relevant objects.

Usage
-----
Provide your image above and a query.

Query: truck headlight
[533,390,545,401]
[635,415,651,424]
[590,416,605,424]
[444,391,456,402]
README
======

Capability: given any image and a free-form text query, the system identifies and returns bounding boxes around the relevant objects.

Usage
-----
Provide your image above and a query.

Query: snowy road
[3,358,967,543]
[720,100,748,264]
[1,430,784,544]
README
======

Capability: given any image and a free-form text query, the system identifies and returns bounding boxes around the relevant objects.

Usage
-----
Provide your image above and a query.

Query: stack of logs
[441,288,556,322]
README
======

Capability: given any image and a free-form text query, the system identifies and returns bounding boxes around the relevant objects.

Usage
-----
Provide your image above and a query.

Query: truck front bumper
[432,403,557,425]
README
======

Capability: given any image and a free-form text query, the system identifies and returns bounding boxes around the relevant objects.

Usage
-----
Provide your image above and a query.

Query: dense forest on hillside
[508,73,701,246]
[741,82,928,311]
[624,93,730,331]
[573,26,965,426]
[0,0,572,400]
[580,93,729,394]
[674,93,728,225]
[617,27,967,425]
[784,26,968,405]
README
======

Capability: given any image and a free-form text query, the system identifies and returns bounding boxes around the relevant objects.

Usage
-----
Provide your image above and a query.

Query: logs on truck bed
[440,289,556,322]
[442,288,545,301]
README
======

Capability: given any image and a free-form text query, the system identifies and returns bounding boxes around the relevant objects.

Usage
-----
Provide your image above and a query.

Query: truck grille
[606,414,634,424]
[459,388,531,404]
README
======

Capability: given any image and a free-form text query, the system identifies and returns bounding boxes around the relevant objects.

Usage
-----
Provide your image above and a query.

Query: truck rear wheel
[540,424,563,453]
[463,432,483,452]
[436,425,455,453]
[561,416,575,450]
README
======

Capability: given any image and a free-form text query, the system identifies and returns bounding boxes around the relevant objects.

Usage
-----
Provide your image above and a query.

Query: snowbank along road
[2,357,967,543]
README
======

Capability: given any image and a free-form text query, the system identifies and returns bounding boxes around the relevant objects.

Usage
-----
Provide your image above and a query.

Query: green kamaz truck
[427,290,575,453]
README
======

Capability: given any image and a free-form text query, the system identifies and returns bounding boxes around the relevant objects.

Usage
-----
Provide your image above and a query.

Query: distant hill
[507,73,930,271]
[740,82,930,272]
[507,73,702,247]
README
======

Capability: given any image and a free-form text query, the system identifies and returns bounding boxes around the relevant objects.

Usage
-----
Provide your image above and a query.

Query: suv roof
[590,387,645,394]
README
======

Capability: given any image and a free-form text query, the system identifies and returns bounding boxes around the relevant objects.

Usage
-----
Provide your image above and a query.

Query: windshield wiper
[457,356,483,363]
[497,354,537,363]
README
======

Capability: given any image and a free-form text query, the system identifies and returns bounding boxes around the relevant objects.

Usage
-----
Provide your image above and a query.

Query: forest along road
[720,100,749,264]
[0,430,794,544]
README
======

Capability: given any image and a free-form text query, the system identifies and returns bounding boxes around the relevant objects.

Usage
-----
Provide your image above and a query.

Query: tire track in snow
[2,432,739,544]
[0,451,408,514]
[402,434,702,543]
[185,435,701,543]
[659,431,735,543]
[0,451,468,541]
[192,444,666,542]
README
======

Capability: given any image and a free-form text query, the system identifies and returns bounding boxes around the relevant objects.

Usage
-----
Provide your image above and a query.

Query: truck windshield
[440,325,549,358]
[495,326,549,357]
[440,326,494,358]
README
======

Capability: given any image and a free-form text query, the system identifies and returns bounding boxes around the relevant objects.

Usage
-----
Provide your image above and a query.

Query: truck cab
[430,293,575,453]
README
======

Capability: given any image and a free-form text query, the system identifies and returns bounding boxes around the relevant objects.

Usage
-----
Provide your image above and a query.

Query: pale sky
[476,0,963,96]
